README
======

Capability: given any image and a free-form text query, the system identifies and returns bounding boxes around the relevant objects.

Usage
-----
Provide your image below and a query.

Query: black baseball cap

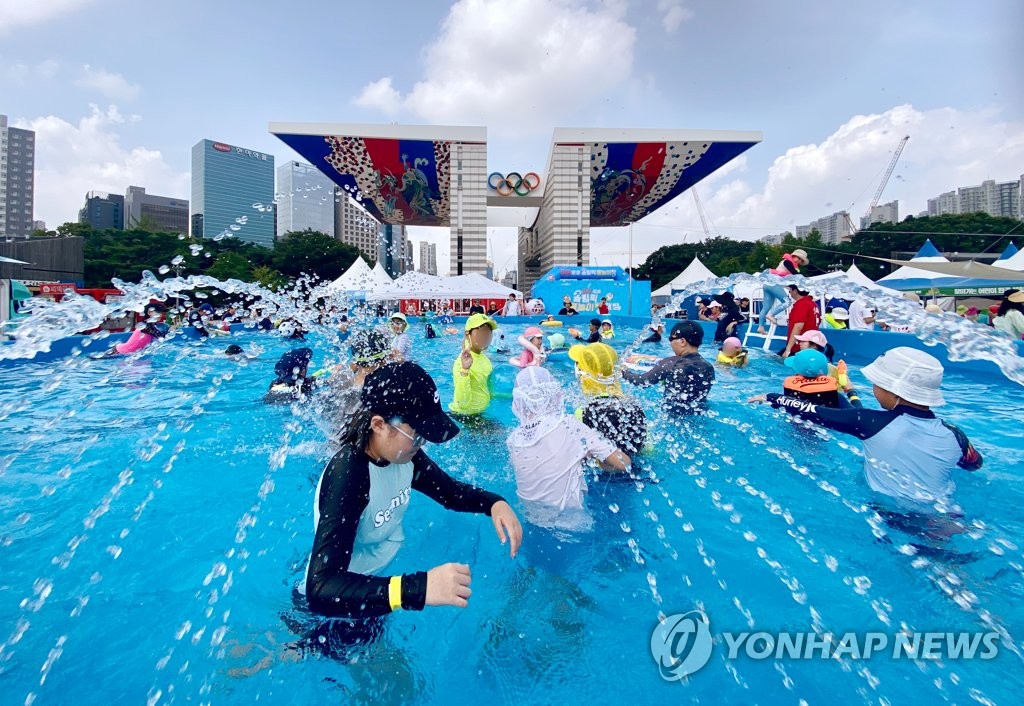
[669,321,704,346]
[361,362,459,443]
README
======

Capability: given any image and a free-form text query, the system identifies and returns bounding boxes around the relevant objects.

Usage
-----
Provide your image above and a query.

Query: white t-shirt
[502,299,522,316]
[507,416,616,511]
[848,300,875,330]
[392,332,412,361]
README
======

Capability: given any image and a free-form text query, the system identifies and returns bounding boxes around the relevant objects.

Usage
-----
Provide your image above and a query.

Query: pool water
[0,321,1022,705]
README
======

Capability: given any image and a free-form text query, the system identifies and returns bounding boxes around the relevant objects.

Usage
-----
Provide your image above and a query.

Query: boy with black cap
[622,321,715,413]
[302,361,522,627]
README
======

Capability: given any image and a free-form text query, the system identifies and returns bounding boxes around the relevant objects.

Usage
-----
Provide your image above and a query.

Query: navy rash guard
[303,445,504,619]
[766,395,982,512]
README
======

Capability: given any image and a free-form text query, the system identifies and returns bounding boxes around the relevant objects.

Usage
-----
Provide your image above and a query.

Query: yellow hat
[568,342,621,396]
[465,313,497,332]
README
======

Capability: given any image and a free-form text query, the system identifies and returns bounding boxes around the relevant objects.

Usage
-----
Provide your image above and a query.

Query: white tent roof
[447,273,522,298]
[809,263,901,297]
[999,248,1024,272]
[368,271,522,300]
[326,257,373,292]
[370,262,394,288]
[651,257,718,297]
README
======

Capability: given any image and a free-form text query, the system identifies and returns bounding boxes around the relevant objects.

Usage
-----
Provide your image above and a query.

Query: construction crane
[862,135,910,226]
[691,188,714,238]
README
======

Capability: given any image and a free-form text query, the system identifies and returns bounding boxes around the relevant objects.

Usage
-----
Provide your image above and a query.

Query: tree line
[42,223,367,289]
[633,213,1023,288]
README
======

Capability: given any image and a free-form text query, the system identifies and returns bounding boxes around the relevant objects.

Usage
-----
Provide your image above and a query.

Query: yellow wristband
[388,575,402,611]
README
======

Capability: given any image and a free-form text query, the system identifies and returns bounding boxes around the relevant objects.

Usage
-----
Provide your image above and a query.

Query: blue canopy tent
[876,240,967,293]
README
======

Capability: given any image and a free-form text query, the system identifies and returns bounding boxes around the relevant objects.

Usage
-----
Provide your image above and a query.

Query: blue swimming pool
[0,319,1022,704]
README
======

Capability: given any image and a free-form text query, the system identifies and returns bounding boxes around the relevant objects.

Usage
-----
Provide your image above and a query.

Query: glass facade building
[276,161,335,238]
[191,139,274,247]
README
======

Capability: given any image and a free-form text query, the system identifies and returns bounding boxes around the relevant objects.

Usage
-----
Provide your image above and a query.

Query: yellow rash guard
[449,350,493,415]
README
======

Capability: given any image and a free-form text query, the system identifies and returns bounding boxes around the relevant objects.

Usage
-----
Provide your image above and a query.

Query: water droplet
[158,265,171,274]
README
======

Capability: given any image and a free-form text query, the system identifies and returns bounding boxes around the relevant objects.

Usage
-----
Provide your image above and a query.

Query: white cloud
[14,104,190,228]
[353,77,402,116]
[591,104,1024,267]
[352,0,637,137]
[74,64,140,102]
[656,0,693,33]
[0,0,95,34]
[1,59,60,84]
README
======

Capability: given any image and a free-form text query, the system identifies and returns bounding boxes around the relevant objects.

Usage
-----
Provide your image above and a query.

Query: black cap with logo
[669,321,704,347]
[361,362,460,443]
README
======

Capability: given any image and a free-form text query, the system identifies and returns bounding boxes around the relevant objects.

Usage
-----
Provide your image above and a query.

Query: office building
[795,211,853,245]
[419,240,438,275]
[927,178,1022,219]
[1,114,36,239]
[376,223,409,277]
[79,191,125,230]
[275,161,335,238]
[191,139,275,247]
[860,200,899,229]
[124,186,189,233]
[334,190,381,258]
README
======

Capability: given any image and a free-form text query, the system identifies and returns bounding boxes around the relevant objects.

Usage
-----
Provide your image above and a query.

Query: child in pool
[507,366,631,517]
[750,347,982,515]
[716,337,749,367]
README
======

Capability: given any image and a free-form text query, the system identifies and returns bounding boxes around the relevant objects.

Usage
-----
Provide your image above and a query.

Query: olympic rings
[487,171,541,196]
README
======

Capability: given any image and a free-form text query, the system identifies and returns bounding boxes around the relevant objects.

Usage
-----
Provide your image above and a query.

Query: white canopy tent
[998,247,1024,272]
[651,257,718,299]
[808,263,901,298]
[447,273,523,298]
[370,262,394,289]
[367,271,522,301]
[326,257,373,293]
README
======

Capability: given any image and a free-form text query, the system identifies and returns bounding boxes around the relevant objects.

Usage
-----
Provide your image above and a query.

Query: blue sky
[2,0,1022,274]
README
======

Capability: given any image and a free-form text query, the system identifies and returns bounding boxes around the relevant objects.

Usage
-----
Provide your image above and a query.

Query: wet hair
[224,344,244,355]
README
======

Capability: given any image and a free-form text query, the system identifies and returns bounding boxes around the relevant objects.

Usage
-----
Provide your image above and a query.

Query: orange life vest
[783,374,840,407]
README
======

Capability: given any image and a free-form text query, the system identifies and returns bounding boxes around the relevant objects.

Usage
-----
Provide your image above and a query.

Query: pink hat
[723,336,742,349]
[524,326,543,337]
[795,330,828,348]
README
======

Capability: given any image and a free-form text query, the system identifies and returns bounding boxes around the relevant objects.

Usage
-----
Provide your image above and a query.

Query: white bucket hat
[862,347,945,407]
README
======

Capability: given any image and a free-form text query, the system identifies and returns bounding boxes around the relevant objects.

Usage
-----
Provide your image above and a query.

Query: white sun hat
[862,347,945,407]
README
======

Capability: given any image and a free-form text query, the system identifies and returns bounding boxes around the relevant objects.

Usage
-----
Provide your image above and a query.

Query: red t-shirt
[598,303,609,314]
[788,296,820,339]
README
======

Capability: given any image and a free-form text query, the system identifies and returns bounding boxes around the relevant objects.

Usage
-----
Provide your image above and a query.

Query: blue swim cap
[785,348,828,377]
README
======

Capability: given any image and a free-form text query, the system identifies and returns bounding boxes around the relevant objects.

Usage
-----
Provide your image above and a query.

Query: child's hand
[460,349,474,370]
[747,394,767,404]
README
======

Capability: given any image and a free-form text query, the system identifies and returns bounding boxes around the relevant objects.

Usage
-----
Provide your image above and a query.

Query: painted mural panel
[273,132,454,226]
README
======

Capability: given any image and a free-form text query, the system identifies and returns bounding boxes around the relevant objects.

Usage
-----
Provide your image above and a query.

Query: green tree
[129,214,163,234]
[251,265,288,291]
[206,252,252,281]
[271,229,364,282]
